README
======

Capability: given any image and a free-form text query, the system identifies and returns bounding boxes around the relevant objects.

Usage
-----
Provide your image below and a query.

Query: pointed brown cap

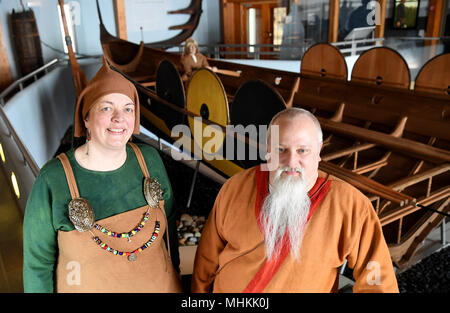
[74,57,140,137]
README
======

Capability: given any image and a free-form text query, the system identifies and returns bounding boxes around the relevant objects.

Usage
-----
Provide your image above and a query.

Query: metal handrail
[147,42,311,50]
[145,38,386,60]
[331,37,384,47]
[0,58,60,104]
[144,36,448,61]
[0,105,39,177]
[146,41,314,59]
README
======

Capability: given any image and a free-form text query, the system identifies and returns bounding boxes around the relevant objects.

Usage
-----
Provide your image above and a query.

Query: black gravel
[396,246,450,293]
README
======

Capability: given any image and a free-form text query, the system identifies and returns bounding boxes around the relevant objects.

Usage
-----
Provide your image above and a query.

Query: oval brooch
[143,177,164,208]
[68,197,95,232]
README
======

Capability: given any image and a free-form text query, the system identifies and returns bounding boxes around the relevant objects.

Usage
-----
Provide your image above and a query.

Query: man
[191,108,399,292]
[395,0,407,28]
[347,0,372,32]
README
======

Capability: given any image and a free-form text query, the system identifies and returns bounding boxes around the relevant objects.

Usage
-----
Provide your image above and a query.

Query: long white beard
[260,166,311,262]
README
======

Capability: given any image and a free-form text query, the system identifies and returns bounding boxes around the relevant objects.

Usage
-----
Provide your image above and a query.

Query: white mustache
[281,166,302,173]
[274,166,304,180]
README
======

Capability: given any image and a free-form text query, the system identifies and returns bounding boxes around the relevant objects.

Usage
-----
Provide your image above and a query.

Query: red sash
[243,166,331,293]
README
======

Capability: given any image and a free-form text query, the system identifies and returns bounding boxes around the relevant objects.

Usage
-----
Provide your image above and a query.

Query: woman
[23,58,182,292]
[181,37,217,82]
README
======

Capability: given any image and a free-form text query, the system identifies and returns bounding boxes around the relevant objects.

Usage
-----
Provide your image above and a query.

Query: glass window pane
[280,0,329,60]
[338,0,377,41]
[444,0,450,54]
[443,0,450,37]
[385,0,428,38]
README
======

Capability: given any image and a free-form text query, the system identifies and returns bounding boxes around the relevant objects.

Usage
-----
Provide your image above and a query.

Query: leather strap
[128,142,150,178]
[57,153,80,199]
[129,142,172,258]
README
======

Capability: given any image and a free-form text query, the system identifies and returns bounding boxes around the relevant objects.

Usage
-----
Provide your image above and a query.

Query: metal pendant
[143,177,164,208]
[128,253,137,262]
[68,197,95,232]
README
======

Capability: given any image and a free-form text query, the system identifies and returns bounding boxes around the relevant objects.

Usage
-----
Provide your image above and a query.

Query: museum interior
[0,0,449,294]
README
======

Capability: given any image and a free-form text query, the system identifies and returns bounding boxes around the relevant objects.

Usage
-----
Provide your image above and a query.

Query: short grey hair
[267,107,323,146]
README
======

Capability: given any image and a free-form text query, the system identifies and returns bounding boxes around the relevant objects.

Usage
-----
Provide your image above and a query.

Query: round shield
[230,79,286,169]
[187,68,229,158]
[351,47,410,89]
[155,59,186,130]
[231,79,286,126]
[301,43,348,80]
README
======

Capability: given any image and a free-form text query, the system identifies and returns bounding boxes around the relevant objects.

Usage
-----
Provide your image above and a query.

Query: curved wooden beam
[168,0,202,15]
[147,12,202,47]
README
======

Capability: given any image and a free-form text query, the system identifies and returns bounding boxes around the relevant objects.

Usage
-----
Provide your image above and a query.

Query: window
[273,7,287,49]
[248,8,257,53]
[280,0,329,60]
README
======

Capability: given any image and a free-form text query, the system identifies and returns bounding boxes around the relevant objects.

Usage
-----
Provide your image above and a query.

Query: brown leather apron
[54,143,182,292]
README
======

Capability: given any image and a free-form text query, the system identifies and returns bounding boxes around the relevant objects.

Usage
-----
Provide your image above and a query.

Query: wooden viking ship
[91,2,450,269]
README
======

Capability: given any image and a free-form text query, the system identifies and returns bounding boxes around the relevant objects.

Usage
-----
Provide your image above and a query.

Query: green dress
[23,143,179,292]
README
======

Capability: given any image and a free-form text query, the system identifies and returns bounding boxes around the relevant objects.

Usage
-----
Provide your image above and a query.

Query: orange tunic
[191,165,399,293]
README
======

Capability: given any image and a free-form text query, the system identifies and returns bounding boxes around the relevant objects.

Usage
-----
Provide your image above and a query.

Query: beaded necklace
[67,177,164,262]
[89,221,161,262]
[94,210,150,241]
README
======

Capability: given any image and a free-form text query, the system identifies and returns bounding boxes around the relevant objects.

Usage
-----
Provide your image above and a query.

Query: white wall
[123,0,221,45]
[75,0,116,56]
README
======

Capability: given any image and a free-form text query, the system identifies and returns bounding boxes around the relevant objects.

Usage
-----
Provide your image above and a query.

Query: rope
[417,203,450,218]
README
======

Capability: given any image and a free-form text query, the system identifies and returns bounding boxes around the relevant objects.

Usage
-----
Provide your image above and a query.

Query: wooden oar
[214,68,241,77]
[58,0,87,97]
